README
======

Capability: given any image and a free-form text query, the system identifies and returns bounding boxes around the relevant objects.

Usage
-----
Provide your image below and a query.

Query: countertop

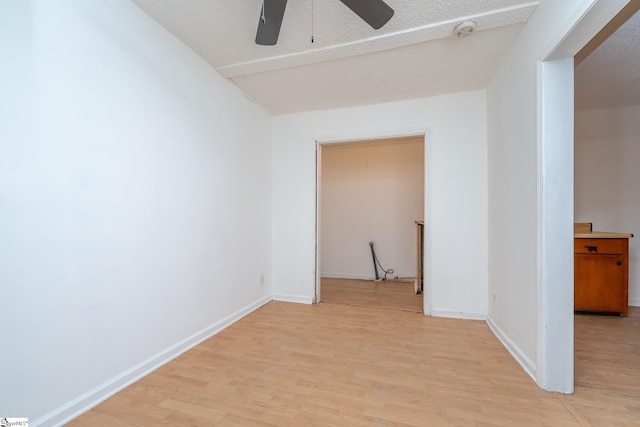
[575,231,634,239]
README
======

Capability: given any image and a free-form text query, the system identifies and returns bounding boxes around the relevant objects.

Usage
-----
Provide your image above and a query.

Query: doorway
[536,0,640,392]
[573,3,640,306]
[572,1,640,410]
[316,135,425,312]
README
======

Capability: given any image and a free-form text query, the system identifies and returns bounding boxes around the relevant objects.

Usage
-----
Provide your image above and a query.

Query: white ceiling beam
[217,2,539,78]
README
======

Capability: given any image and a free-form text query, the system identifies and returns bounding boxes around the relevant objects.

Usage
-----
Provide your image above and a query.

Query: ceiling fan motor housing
[256,0,394,45]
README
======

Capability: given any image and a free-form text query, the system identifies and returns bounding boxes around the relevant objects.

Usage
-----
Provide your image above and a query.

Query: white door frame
[536,0,631,392]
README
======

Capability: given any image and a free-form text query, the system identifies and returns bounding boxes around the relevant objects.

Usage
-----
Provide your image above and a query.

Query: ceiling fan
[256,0,394,45]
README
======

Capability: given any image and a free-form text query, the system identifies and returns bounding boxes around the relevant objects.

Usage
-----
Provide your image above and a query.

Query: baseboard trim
[431,308,487,321]
[486,314,536,383]
[272,294,314,304]
[33,295,273,427]
[320,273,415,281]
[320,273,372,280]
[629,298,640,307]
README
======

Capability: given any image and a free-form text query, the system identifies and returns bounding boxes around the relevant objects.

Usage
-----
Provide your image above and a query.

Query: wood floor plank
[69,302,640,426]
[568,307,640,427]
[320,277,423,312]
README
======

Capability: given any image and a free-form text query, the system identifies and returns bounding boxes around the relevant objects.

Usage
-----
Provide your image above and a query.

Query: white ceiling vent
[454,21,477,38]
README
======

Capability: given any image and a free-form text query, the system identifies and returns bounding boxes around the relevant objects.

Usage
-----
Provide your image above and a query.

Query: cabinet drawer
[574,238,627,254]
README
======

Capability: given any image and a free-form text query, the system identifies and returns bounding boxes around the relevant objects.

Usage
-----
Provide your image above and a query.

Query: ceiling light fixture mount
[454,21,476,38]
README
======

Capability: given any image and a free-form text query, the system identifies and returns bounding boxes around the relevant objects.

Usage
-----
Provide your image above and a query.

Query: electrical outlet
[493,293,497,307]
[260,275,265,287]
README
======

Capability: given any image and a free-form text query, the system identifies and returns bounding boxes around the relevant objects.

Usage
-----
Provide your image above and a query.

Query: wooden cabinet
[574,237,629,315]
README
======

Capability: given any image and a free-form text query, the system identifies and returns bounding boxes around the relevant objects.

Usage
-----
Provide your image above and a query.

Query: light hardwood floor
[320,277,423,312]
[69,304,640,426]
[569,308,640,426]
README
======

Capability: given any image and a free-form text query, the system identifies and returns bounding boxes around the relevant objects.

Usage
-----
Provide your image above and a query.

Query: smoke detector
[454,21,476,38]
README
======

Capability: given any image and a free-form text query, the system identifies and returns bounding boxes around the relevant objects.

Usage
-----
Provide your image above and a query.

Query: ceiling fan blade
[338,0,394,30]
[256,0,288,45]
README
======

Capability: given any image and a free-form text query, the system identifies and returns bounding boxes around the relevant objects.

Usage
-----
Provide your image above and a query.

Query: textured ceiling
[575,10,640,111]
[131,0,539,115]
[130,1,640,114]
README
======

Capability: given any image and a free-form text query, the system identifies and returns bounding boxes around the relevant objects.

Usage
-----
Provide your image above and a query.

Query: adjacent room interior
[572,3,640,412]
[318,136,425,312]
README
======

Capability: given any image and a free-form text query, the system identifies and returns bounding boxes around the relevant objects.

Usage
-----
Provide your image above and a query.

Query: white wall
[575,104,640,306]
[272,90,488,318]
[0,1,272,424]
[487,0,628,391]
[320,138,424,280]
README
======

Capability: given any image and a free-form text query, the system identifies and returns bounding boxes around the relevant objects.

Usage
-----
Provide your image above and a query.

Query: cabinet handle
[616,261,622,266]
[585,245,598,253]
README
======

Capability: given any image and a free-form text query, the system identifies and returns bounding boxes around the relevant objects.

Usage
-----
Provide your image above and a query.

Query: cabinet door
[574,253,626,313]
